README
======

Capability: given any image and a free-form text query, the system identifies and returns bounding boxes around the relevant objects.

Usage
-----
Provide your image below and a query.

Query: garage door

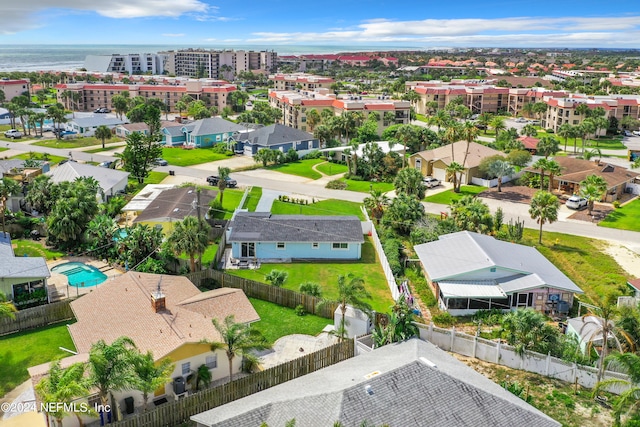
[433,167,446,182]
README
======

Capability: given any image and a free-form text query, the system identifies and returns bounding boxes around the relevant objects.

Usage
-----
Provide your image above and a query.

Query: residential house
[161,118,246,147]
[565,316,612,355]
[627,278,640,298]
[121,184,176,220]
[525,157,639,201]
[0,159,49,211]
[114,120,176,139]
[0,233,50,307]
[414,231,583,316]
[409,141,503,184]
[27,272,259,420]
[66,116,125,137]
[318,140,403,163]
[47,162,130,202]
[191,338,560,427]
[518,135,540,154]
[227,212,364,261]
[235,124,319,156]
[133,186,217,234]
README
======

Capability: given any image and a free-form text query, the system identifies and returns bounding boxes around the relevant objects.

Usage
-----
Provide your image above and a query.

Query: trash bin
[169,170,175,176]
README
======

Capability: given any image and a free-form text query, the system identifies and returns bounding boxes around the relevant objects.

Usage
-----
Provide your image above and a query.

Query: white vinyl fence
[416,323,630,393]
[361,207,400,301]
[471,172,523,188]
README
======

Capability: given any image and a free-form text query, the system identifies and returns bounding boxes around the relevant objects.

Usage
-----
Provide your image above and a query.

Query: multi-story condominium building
[83,54,168,75]
[0,79,30,101]
[269,89,410,133]
[55,80,236,113]
[542,95,640,132]
[162,49,277,79]
[269,73,335,91]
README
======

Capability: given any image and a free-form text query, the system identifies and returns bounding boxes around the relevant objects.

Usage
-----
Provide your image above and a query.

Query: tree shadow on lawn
[539,243,588,256]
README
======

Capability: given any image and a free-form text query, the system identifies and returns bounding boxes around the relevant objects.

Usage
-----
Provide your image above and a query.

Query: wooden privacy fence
[0,299,74,336]
[186,269,339,319]
[110,339,354,427]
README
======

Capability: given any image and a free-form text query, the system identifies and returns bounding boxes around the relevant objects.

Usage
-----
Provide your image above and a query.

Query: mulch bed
[567,204,613,223]
[478,184,538,204]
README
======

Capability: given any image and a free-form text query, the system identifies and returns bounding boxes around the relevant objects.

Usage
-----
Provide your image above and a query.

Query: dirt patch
[604,243,640,277]
[567,204,613,223]
[478,184,538,204]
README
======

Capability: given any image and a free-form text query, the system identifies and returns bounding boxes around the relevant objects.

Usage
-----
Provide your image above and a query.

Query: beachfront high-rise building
[162,49,277,79]
[0,79,30,101]
[83,53,169,75]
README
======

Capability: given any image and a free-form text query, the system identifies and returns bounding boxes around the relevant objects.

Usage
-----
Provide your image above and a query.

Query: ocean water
[0,44,420,73]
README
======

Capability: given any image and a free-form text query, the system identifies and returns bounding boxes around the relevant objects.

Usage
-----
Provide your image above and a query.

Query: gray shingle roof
[69,116,125,128]
[47,162,129,194]
[0,234,50,279]
[162,125,184,137]
[186,117,246,136]
[239,124,316,147]
[227,212,364,243]
[133,186,217,224]
[191,339,560,427]
[0,160,29,175]
[414,231,583,294]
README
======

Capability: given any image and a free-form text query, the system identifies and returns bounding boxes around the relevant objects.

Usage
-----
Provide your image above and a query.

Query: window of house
[181,362,191,375]
[312,242,319,249]
[276,242,286,250]
[332,243,348,250]
[205,355,217,369]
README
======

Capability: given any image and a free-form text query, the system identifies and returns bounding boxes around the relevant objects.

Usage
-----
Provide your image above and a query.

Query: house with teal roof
[161,118,246,148]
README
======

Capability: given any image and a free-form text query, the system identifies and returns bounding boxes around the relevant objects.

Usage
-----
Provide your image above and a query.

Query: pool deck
[46,256,125,301]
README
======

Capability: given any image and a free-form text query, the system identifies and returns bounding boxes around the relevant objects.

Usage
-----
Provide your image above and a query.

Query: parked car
[98,161,113,168]
[207,175,237,188]
[4,129,23,139]
[623,130,632,137]
[153,158,168,166]
[474,123,487,130]
[94,107,111,113]
[515,117,527,123]
[566,195,588,210]
[423,176,441,188]
[633,130,640,136]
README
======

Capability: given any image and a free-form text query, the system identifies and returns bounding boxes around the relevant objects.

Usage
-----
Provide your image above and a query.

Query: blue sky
[2,0,640,48]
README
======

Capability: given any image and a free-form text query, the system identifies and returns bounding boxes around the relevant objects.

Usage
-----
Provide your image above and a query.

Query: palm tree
[536,135,559,158]
[0,291,16,319]
[545,160,562,193]
[490,116,506,138]
[94,125,112,150]
[532,102,548,125]
[594,352,640,426]
[217,166,231,206]
[532,158,550,190]
[394,124,416,167]
[487,160,514,192]
[209,315,269,382]
[319,274,372,341]
[305,108,320,131]
[36,361,90,427]
[529,190,559,244]
[558,123,574,152]
[168,216,210,272]
[446,161,465,193]
[88,336,137,410]
[131,351,174,412]
[429,109,450,132]
[579,174,608,215]
[592,116,609,143]
[393,167,426,199]
[521,102,535,119]
[363,189,389,225]
[521,124,538,137]
[194,364,212,391]
[0,177,21,237]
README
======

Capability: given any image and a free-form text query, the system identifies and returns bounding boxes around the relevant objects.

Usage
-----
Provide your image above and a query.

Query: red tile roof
[628,278,640,292]
[518,136,539,150]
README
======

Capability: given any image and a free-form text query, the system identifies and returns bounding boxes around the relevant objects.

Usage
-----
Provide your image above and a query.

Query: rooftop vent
[364,385,374,395]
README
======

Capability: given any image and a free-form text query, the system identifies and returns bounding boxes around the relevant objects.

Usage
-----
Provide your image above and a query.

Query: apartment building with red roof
[0,79,30,102]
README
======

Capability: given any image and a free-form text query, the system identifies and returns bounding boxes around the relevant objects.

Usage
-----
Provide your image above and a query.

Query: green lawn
[266,159,325,180]
[10,152,67,165]
[32,136,124,149]
[161,147,230,166]
[212,188,245,219]
[415,114,430,123]
[248,298,331,344]
[315,162,348,176]
[423,185,485,204]
[178,243,218,266]
[13,240,64,260]
[271,199,364,220]
[521,229,629,304]
[584,137,626,150]
[229,239,394,313]
[599,199,640,232]
[127,171,169,194]
[242,187,262,212]
[342,179,394,194]
[0,323,76,397]
[84,144,126,153]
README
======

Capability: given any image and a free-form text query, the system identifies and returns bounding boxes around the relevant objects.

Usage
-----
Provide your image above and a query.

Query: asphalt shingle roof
[47,162,129,195]
[0,234,50,279]
[69,116,125,128]
[186,117,246,136]
[191,339,560,427]
[133,186,217,224]
[239,124,316,147]
[228,212,364,243]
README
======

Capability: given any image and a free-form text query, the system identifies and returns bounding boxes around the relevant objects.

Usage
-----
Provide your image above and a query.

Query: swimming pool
[51,262,107,288]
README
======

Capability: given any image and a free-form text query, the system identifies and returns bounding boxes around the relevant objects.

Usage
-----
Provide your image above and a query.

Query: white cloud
[0,0,209,34]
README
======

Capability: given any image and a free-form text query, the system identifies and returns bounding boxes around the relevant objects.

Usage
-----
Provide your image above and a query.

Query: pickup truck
[4,129,23,139]
[207,175,237,188]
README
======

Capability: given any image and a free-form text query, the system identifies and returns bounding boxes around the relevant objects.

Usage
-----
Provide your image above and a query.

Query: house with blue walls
[235,124,320,157]
[161,118,246,148]
[227,212,363,261]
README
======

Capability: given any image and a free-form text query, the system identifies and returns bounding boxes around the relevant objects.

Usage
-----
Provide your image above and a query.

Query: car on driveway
[94,107,111,113]
[423,176,441,188]
[4,129,23,139]
[207,175,237,188]
[515,117,527,123]
[566,195,588,210]
[633,130,640,136]
[153,158,168,166]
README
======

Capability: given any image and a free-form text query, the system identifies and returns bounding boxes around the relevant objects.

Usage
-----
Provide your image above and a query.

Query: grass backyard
[13,240,64,260]
[341,179,394,193]
[32,136,124,149]
[127,171,169,194]
[423,185,484,204]
[316,162,348,176]
[521,229,629,303]
[229,239,394,313]
[266,158,325,180]
[271,199,364,220]
[242,187,262,211]
[212,188,245,219]
[598,199,640,232]
[178,243,218,266]
[0,323,76,397]
[248,298,331,344]
[584,137,626,150]
[10,152,67,165]
[161,147,230,166]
